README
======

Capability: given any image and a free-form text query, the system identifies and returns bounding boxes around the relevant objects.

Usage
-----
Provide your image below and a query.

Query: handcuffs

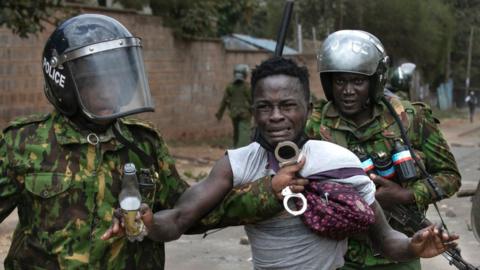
[274,141,307,216]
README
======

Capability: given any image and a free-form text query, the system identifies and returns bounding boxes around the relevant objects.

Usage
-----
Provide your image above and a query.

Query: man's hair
[251,57,310,102]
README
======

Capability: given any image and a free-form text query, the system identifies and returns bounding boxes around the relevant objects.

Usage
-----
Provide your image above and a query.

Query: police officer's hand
[409,224,458,258]
[101,204,152,241]
[370,173,415,210]
[101,208,126,240]
[271,156,309,200]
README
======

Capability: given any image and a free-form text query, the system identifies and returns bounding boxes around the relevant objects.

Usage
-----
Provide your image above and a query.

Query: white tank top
[227,140,375,270]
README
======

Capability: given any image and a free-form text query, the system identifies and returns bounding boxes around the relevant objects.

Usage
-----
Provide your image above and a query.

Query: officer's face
[331,73,371,117]
[253,74,311,147]
[80,77,121,117]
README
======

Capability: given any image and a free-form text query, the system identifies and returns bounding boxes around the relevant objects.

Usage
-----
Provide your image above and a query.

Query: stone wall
[0,6,323,141]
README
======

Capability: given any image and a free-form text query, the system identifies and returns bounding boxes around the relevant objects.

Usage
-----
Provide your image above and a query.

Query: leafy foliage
[150,0,257,38]
[0,0,63,38]
[448,0,480,90]
[113,0,149,10]
[2,0,479,91]
[295,0,455,84]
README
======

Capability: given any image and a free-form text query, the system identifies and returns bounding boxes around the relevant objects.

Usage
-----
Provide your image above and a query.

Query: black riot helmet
[42,14,154,121]
[389,62,416,92]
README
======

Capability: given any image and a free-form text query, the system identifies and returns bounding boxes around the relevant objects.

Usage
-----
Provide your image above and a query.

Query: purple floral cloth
[298,181,375,240]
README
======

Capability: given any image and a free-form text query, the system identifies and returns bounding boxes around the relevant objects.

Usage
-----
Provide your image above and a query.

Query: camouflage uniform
[305,98,461,269]
[216,81,252,148]
[0,111,281,270]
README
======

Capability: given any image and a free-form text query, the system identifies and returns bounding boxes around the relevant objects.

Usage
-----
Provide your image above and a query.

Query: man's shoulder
[227,142,261,156]
[301,140,363,176]
[308,99,330,123]
[120,117,165,141]
[305,140,358,160]
[407,101,440,124]
[3,112,51,133]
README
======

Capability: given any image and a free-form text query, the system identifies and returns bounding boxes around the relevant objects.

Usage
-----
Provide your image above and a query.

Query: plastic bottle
[119,163,144,239]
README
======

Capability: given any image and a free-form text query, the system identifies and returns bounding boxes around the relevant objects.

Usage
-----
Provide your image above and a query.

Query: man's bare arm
[145,155,234,241]
[368,201,458,261]
[368,201,414,261]
[102,155,308,242]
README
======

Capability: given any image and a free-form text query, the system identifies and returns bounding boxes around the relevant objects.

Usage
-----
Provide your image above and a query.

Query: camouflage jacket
[305,98,461,266]
[216,81,252,120]
[0,111,281,270]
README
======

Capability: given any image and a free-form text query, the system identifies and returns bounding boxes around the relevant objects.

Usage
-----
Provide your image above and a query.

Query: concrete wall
[0,6,323,141]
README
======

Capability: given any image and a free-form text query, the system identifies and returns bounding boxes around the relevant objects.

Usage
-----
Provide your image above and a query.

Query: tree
[447,0,480,91]
[150,0,258,38]
[295,0,455,85]
[351,0,455,84]
[0,0,63,38]
[113,0,149,10]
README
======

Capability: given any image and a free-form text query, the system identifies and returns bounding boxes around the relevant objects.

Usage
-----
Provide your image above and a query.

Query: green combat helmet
[317,30,390,102]
[233,64,249,81]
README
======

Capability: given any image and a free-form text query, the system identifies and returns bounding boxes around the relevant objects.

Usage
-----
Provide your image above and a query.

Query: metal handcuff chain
[275,141,307,216]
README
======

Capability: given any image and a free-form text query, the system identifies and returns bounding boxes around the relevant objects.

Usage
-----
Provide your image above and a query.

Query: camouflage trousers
[340,259,421,270]
[232,116,251,148]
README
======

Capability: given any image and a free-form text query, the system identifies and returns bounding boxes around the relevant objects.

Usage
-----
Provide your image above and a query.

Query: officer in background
[216,64,252,148]
[306,30,461,270]
[386,62,417,100]
[0,14,299,270]
[465,90,478,123]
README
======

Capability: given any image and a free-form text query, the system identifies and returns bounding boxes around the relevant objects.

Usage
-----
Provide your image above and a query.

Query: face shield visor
[57,37,154,120]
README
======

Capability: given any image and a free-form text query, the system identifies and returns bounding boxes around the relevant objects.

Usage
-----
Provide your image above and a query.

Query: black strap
[113,123,158,172]
[380,96,445,199]
[381,96,449,233]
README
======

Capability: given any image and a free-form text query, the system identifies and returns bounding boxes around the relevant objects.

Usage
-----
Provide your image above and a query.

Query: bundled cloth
[269,140,376,240]
[299,180,375,240]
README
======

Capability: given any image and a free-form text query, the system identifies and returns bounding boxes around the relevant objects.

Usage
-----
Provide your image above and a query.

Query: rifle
[385,204,479,270]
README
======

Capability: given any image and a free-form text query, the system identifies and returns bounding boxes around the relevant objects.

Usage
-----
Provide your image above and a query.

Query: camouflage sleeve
[186,175,282,233]
[305,100,327,139]
[216,86,231,118]
[0,132,21,222]
[151,135,190,211]
[408,104,461,209]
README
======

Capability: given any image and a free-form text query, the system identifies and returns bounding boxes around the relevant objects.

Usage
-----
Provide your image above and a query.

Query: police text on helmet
[43,57,65,88]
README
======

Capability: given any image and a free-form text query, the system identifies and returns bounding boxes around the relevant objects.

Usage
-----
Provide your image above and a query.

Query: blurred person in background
[216,64,252,148]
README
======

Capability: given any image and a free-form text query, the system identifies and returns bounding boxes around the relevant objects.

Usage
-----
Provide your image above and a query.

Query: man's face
[253,74,311,146]
[331,72,371,116]
[79,76,121,118]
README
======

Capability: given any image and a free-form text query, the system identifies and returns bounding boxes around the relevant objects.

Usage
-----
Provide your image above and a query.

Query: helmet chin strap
[69,111,114,134]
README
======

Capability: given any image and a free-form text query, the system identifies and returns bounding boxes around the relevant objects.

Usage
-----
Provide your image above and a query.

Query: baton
[274,0,295,57]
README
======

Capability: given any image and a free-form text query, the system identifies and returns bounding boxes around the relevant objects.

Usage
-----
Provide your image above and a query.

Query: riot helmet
[233,64,249,81]
[390,62,416,92]
[317,30,390,102]
[42,14,154,121]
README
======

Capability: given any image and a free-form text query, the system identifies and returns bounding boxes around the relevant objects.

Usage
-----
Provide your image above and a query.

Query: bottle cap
[124,163,137,174]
